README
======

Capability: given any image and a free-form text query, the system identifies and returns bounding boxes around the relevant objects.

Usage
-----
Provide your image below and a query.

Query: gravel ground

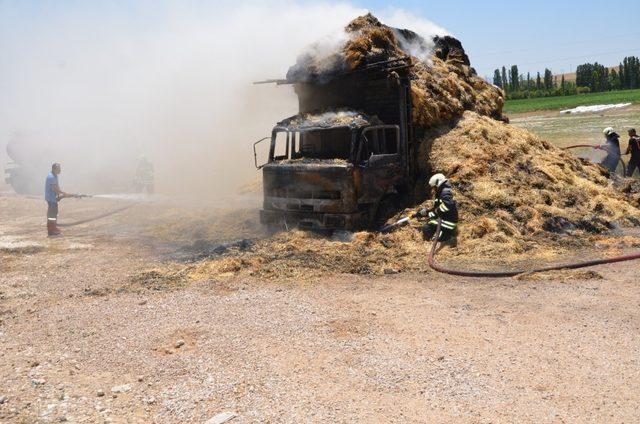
[1,193,640,423]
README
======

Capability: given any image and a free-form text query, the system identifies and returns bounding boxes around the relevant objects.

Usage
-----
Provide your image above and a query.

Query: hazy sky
[355,0,640,78]
[2,0,638,78]
[1,0,639,192]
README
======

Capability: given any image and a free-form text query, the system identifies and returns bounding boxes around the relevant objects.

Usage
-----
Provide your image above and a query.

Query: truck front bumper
[260,209,365,231]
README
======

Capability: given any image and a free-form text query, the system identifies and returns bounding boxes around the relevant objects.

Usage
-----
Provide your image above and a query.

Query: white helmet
[603,127,615,136]
[429,173,447,188]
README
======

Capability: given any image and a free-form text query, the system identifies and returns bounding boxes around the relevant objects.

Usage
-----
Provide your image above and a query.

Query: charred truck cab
[254,58,422,231]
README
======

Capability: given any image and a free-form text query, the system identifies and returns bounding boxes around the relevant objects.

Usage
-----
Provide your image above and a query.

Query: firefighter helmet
[429,173,447,188]
[603,127,615,136]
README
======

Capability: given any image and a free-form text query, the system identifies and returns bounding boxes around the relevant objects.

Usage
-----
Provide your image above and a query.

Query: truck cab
[254,57,421,231]
[257,111,403,230]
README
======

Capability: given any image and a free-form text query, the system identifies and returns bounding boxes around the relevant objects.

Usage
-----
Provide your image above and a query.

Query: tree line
[492,56,640,100]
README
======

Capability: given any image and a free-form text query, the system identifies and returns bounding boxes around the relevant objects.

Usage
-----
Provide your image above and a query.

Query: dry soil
[1,193,640,423]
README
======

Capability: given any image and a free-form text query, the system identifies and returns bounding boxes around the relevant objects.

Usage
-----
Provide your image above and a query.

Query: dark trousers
[47,201,59,220]
[422,223,455,242]
[602,154,621,173]
[628,158,640,177]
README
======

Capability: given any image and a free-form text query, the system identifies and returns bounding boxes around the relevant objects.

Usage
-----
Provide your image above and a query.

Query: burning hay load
[186,14,640,282]
[287,13,504,128]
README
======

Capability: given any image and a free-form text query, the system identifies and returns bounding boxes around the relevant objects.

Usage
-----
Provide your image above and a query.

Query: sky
[353,0,640,78]
[2,0,638,79]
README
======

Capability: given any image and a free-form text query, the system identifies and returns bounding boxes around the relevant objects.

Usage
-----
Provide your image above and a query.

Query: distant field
[510,103,640,153]
[504,89,640,114]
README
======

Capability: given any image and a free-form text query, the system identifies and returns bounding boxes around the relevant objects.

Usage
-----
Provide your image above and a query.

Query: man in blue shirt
[45,163,69,236]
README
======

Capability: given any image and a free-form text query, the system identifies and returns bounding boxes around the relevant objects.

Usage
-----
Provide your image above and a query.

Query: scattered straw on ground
[515,269,604,282]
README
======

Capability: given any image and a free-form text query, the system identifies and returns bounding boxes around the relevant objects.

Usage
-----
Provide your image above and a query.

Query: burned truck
[254,57,424,231]
[4,137,49,195]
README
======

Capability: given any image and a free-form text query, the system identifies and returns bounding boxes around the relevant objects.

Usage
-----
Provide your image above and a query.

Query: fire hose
[427,218,640,278]
[57,196,135,227]
[562,144,627,176]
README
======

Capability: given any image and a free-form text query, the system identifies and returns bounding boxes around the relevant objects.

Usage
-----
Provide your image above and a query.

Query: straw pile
[418,111,640,257]
[177,14,640,282]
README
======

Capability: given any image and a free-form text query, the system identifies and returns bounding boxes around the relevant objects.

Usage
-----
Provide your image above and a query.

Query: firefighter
[624,128,640,177]
[134,156,154,194]
[414,173,458,243]
[44,163,69,236]
[600,127,621,173]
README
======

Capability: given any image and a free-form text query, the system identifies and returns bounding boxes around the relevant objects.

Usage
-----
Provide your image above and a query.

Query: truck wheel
[7,171,32,194]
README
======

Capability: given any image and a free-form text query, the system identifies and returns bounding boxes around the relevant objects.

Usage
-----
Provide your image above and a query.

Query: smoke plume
[0,1,447,196]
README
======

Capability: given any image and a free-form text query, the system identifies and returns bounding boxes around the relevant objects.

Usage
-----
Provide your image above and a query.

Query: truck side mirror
[253,137,270,169]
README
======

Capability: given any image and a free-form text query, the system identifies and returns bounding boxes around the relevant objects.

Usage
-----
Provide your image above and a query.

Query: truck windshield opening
[271,127,353,162]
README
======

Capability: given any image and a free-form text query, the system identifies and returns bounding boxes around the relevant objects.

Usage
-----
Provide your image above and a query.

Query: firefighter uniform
[601,127,622,173]
[626,131,640,177]
[418,179,458,242]
[134,157,155,194]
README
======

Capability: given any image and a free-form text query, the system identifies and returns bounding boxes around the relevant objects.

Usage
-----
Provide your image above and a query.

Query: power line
[480,32,640,57]
[516,48,640,66]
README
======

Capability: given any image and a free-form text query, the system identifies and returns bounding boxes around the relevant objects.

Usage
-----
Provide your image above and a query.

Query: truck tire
[7,169,38,195]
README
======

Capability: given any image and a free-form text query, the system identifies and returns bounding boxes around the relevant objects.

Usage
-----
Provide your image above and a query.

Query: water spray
[563,144,627,176]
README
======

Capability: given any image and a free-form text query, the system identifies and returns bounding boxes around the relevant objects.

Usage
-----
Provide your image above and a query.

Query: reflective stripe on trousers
[429,219,456,230]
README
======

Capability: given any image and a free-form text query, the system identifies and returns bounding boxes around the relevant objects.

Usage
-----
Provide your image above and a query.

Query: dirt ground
[510,104,640,150]
[1,192,640,423]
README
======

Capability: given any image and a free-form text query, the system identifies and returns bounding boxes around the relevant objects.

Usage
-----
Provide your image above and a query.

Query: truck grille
[268,189,341,200]
[286,204,314,212]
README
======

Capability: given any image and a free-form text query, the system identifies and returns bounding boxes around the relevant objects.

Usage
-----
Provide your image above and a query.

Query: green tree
[493,69,502,88]
[543,68,553,90]
[629,57,636,89]
[536,72,542,90]
[618,56,640,89]
[618,62,624,88]
[501,66,508,92]
[623,57,630,88]
[561,74,566,95]
[576,63,593,89]
[575,62,609,92]
[509,65,519,91]
[610,68,621,90]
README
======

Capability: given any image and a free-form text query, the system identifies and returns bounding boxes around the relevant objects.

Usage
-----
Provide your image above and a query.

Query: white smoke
[0,1,447,195]
[381,8,449,62]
